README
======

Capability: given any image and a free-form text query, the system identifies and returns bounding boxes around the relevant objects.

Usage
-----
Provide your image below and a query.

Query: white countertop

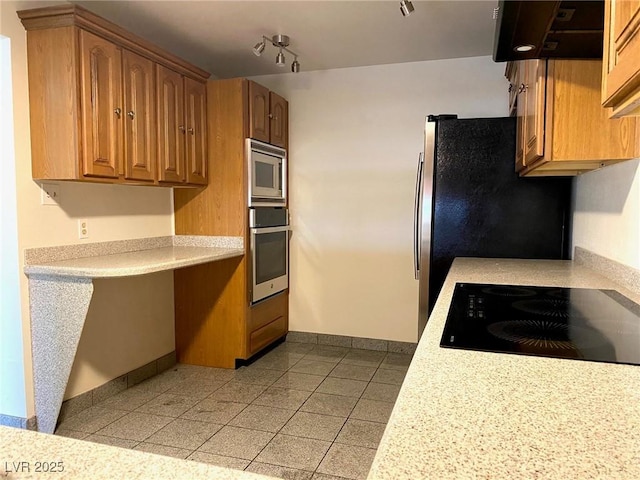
[369,258,640,479]
[23,245,244,278]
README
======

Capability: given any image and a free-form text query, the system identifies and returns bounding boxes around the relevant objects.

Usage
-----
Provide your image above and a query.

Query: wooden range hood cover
[493,0,604,62]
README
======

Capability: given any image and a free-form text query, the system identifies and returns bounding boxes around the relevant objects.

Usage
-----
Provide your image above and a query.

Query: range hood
[493,0,604,62]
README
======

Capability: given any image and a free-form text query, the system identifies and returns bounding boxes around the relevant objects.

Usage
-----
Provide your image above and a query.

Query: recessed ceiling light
[514,44,535,53]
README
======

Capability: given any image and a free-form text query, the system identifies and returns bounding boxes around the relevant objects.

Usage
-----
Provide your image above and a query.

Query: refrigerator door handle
[413,152,424,280]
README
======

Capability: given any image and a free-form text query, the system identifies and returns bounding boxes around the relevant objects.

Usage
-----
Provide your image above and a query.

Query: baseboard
[286,332,417,354]
[58,351,176,425]
[0,414,37,430]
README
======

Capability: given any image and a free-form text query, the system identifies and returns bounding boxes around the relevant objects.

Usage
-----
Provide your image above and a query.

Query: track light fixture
[400,0,414,16]
[252,34,301,73]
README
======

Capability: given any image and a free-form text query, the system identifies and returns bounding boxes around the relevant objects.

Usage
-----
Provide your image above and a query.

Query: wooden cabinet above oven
[173,78,290,368]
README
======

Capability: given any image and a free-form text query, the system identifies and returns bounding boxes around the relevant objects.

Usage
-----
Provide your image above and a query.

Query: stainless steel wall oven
[249,207,289,304]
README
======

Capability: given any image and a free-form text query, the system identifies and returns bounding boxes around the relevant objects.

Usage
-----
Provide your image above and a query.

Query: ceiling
[72,1,498,78]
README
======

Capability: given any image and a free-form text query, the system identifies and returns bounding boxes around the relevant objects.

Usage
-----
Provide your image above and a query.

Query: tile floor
[55,341,413,480]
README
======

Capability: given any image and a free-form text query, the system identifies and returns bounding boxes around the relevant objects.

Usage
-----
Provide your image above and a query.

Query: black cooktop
[441,283,640,366]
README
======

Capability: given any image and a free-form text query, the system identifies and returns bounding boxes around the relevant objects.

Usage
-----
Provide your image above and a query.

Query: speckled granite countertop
[0,426,275,480]
[23,246,244,278]
[369,258,640,480]
[23,236,244,278]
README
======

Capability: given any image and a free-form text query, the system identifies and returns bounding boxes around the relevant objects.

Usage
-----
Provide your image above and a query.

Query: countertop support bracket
[28,275,93,434]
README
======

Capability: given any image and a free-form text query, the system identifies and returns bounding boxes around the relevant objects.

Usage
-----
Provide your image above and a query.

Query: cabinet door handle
[114,108,122,118]
[127,111,135,119]
[268,113,273,119]
[179,125,186,134]
[188,127,194,135]
[517,83,527,94]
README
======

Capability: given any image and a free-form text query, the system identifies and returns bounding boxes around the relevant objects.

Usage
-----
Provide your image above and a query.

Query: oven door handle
[250,226,290,234]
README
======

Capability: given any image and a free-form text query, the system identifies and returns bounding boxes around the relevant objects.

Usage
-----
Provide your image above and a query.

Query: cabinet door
[123,50,156,182]
[184,77,208,185]
[602,0,640,116]
[269,92,288,148]
[156,65,185,183]
[79,30,123,178]
[513,62,525,171]
[523,60,546,167]
[249,81,270,143]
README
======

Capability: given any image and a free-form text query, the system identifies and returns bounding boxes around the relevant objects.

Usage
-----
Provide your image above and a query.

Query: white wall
[2,1,176,416]
[1,34,27,420]
[253,56,508,342]
[572,159,640,269]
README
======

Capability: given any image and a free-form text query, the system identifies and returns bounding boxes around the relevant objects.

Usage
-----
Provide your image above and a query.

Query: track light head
[291,59,300,73]
[276,50,286,67]
[253,41,265,56]
[400,0,414,16]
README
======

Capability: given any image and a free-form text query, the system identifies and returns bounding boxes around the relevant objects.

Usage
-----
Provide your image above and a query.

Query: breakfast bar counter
[369,256,640,479]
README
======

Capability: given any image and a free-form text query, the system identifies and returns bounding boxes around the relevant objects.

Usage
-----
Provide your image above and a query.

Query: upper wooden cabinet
[156,66,207,185]
[18,4,209,187]
[509,59,640,176]
[248,81,289,148]
[602,0,640,117]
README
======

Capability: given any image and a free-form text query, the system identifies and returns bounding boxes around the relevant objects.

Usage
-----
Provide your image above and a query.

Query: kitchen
[1,0,640,479]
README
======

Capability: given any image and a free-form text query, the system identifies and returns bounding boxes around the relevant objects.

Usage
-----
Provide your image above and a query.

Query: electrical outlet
[78,219,89,239]
[41,183,60,205]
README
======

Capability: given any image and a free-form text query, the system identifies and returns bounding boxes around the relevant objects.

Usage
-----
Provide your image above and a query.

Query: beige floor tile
[316,377,368,398]
[340,349,386,367]
[56,406,128,434]
[228,404,296,433]
[317,443,377,479]
[280,411,346,441]
[335,419,386,449]
[252,387,311,410]
[255,434,331,471]
[95,412,172,442]
[134,393,198,418]
[187,451,251,470]
[350,399,394,423]
[300,393,358,417]
[144,418,222,450]
[233,366,285,386]
[371,368,406,386]
[273,372,326,392]
[83,434,138,449]
[361,382,401,403]
[246,461,313,479]
[328,364,376,382]
[181,398,247,424]
[289,359,337,376]
[134,442,191,459]
[208,381,267,403]
[198,426,274,460]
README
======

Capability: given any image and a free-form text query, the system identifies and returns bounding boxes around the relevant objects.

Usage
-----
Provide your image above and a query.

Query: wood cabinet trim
[18,4,210,82]
[601,0,640,116]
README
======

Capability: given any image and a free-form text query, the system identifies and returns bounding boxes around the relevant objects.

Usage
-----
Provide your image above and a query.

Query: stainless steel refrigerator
[414,115,571,336]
